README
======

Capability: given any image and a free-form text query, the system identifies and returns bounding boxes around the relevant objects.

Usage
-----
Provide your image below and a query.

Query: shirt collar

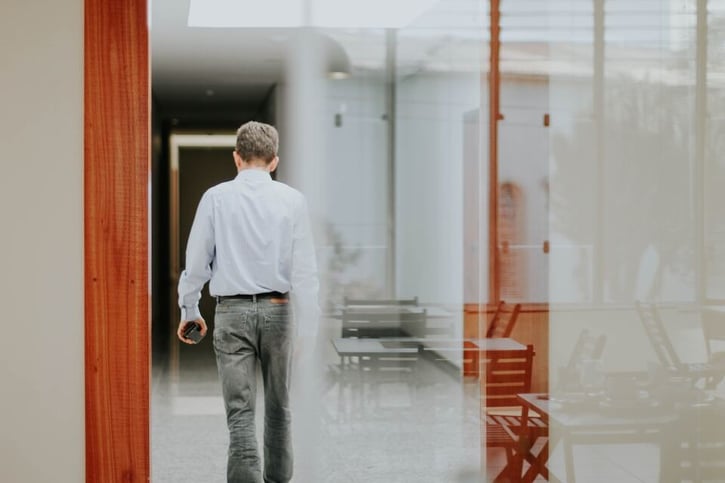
[235,169,272,183]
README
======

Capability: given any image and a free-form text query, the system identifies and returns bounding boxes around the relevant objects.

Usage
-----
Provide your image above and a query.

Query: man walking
[177,121,319,483]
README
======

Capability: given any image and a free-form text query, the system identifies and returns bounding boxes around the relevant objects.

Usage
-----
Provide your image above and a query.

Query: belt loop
[252,294,257,303]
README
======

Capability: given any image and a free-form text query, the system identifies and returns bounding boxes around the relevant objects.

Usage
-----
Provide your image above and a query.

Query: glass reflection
[152,0,485,481]
[150,0,725,481]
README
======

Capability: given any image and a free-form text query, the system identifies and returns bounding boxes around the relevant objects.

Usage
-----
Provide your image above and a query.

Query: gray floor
[152,331,670,483]
[152,326,484,483]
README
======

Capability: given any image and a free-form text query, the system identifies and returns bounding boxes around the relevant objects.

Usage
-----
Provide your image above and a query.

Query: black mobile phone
[183,322,204,344]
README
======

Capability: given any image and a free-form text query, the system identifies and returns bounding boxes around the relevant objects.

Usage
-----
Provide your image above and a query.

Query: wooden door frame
[166,134,237,383]
[84,0,150,481]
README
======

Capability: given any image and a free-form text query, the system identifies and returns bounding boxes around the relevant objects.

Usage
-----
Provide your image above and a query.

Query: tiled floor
[152,334,482,483]
[152,330,708,483]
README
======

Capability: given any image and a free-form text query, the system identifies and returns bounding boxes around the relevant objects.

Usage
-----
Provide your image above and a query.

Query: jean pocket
[213,328,247,354]
[264,303,289,321]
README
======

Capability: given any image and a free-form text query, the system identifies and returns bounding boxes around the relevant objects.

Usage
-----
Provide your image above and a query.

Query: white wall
[499,79,551,302]
[278,68,391,307]
[395,71,480,341]
[322,75,389,303]
[0,2,84,482]
[395,72,479,303]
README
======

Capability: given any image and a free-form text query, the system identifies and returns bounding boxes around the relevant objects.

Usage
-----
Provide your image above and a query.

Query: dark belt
[217,291,289,302]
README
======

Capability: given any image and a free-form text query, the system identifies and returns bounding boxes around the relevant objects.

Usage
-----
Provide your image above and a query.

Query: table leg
[564,436,576,483]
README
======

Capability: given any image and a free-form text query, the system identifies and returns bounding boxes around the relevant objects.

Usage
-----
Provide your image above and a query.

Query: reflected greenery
[552,80,695,301]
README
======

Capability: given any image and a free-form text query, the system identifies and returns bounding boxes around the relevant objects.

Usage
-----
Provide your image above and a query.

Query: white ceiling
[151,0,725,123]
[151,0,290,115]
[150,0,486,117]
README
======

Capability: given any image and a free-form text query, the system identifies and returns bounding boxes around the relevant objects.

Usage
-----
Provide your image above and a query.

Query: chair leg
[493,465,524,482]
[514,434,532,479]
[492,441,525,483]
[564,438,576,483]
[522,437,549,483]
[491,431,551,483]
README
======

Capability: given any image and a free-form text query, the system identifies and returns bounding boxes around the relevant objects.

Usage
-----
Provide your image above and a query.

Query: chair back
[341,308,427,339]
[635,301,682,371]
[557,329,606,391]
[702,309,725,359]
[486,302,521,338]
[484,344,535,408]
[343,296,419,307]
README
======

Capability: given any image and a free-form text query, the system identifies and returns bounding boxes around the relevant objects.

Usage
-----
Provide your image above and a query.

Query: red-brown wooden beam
[84,0,149,481]
[488,0,501,305]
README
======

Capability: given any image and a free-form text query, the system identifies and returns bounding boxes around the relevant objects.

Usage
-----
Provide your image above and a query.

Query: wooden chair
[702,308,725,364]
[486,302,522,338]
[485,300,506,334]
[462,302,520,378]
[338,309,427,400]
[636,301,681,372]
[484,345,549,482]
[636,302,725,388]
[556,329,607,392]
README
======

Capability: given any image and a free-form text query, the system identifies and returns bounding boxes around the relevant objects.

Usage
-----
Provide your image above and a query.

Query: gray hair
[235,121,279,163]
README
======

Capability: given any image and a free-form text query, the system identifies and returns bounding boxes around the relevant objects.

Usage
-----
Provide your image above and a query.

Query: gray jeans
[213,297,295,483]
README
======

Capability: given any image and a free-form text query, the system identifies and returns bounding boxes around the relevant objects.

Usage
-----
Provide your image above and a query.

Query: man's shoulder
[204,180,236,197]
[203,178,306,206]
[270,180,305,201]
[270,179,299,193]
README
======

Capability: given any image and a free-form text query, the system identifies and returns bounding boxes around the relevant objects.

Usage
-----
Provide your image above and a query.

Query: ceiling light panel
[188,0,439,28]
[188,0,304,28]
[311,0,439,28]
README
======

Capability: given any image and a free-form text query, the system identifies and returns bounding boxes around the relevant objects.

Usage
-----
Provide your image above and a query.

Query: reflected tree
[321,223,385,310]
[551,80,695,301]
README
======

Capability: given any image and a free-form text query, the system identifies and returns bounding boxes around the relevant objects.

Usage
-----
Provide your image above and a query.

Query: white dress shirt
[178,168,320,336]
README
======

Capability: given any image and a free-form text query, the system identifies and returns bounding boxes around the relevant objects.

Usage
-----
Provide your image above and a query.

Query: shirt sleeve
[177,191,215,322]
[290,195,320,337]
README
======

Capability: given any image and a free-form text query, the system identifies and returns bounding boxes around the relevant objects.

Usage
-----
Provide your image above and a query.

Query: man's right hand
[177,317,208,345]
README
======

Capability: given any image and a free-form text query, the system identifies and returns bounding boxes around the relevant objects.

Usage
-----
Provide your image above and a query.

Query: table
[332,337,526,378]
[332,338,422,356]
[332,337,526,358]
[330,337,528,421]
[327,305,454,319]
[517,393,681,482]
[330,337,428,418]
[332,337,527,401]
[330,306,453,339]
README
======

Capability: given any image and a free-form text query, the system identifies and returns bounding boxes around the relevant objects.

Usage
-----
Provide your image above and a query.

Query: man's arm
[290,195,320,337]
[178,190,215,322]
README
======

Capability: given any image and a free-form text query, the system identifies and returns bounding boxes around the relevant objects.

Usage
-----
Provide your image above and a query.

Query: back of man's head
[235,121,279,164]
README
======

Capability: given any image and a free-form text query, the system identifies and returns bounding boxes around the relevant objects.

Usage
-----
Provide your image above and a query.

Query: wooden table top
[517,392,682,429]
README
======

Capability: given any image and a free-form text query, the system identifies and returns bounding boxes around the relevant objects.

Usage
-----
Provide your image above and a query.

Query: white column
[280,27,328,482]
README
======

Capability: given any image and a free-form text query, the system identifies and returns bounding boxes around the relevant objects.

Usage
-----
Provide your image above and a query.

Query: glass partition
[706,1,725,302]
[547,1,725,482]
[152,1,725,481]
